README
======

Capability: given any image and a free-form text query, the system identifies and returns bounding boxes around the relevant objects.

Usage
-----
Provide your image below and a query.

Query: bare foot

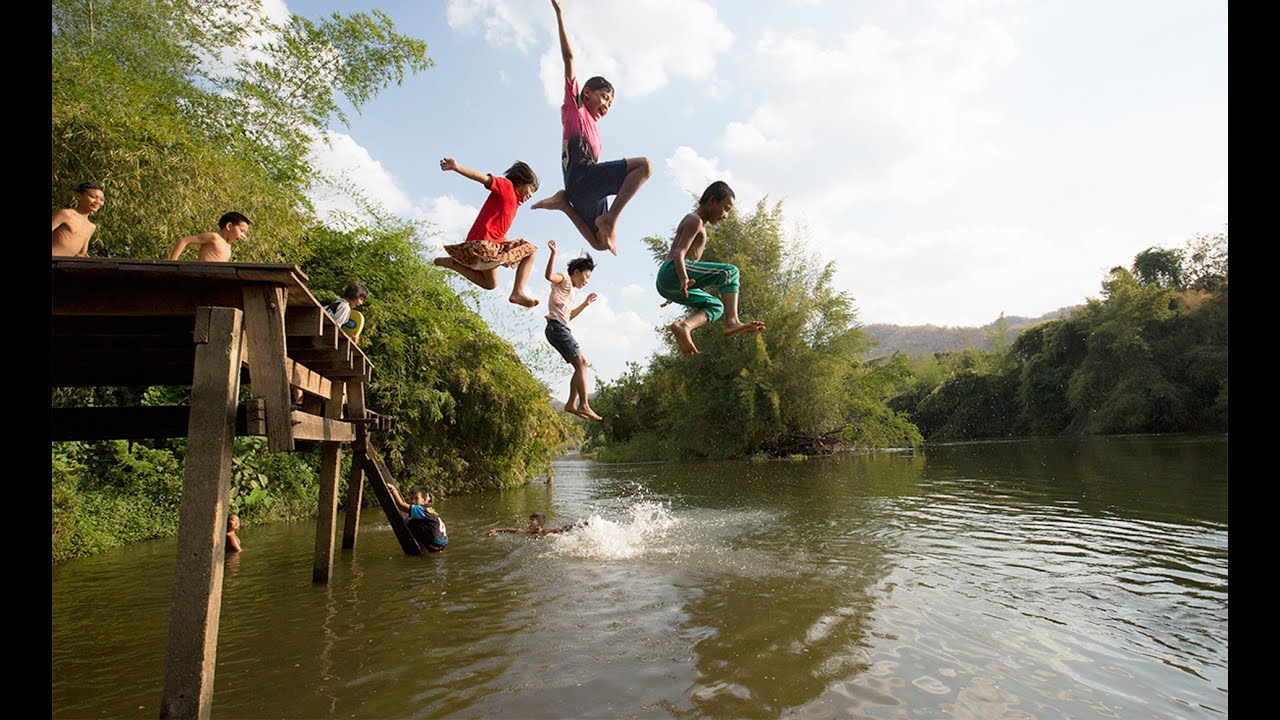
[531,190,570,212]
[576,404,604,421]
[670,321,699,355]
[564,405,586,418]
[509,292,540,308]
[594,213,618,255]
[723,319,767,338]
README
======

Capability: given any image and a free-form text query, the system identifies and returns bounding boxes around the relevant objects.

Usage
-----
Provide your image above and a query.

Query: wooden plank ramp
[359,448,423,556]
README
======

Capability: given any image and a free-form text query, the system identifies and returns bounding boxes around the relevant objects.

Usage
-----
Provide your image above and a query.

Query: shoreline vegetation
[50,0,1226,562]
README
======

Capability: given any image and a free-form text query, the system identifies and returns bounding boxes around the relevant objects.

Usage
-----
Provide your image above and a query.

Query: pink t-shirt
[561,76,602,178]
[545,274,575,326]
[465,175,519,243]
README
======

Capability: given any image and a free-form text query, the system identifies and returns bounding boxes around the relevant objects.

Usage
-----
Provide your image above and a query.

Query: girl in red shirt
[435,157,542,307]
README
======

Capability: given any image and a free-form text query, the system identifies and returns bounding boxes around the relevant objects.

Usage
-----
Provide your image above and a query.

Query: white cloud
[309,131,413,222]
[664,146,767,214]
[728,19,1016,208]
[620,283,649,299]
[446,0,540,51]
[262,0,290,21]
[805,215,1118,326]
[572,296,653,352]
[418,196,479,249]
[199,0,292,80]
[666,146,730,197]
[293,0,1222,348]
[722,120,789,156]
[447,0,733,105]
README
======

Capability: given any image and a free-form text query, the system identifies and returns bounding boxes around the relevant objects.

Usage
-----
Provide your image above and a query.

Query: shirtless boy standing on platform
[169,212,250,262]
[52,182,105,257]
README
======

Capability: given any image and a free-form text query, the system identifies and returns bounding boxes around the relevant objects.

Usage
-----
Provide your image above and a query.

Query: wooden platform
[52,258,379,447]
[51,257,420,720]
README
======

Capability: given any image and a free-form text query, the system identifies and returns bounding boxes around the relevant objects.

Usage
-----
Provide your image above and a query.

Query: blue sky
[266,0,1226,400]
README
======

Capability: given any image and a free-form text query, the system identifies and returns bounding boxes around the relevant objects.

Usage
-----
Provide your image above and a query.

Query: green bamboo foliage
[586,197,921,460]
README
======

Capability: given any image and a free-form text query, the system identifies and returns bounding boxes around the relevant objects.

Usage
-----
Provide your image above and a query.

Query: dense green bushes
[892,232,1228,440]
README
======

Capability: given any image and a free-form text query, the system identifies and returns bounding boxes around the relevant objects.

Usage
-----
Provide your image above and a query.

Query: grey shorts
[545,320,581,362]
[565,159,629,227]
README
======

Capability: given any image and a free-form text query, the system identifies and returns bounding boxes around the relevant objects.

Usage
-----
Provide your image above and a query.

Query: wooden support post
[241,284,294,452]
[312,380,345,583]
[159,307,243,720]
[341,379,368,550]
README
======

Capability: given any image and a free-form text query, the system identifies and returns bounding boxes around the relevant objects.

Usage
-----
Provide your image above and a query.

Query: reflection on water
[52,435,1227,719]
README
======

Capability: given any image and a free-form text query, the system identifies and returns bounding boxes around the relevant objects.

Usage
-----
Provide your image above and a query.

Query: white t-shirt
[545,275,574,326]
[325,299,351,327]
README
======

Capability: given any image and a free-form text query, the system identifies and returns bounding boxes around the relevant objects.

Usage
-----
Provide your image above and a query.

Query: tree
[586,197,920,460]
[1184,229,1228,293]
[1132,247,1185,289]
[1012,318,1087,435]
[52,0,430,262]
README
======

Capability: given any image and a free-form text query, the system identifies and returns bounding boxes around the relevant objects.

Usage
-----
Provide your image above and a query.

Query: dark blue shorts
[545,320,582,362]
[566,159,629,227]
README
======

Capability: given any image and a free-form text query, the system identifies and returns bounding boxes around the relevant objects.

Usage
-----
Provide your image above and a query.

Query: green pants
[656,259,740,323]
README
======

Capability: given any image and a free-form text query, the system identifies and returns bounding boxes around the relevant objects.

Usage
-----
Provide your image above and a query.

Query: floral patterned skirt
[443,238,536,270]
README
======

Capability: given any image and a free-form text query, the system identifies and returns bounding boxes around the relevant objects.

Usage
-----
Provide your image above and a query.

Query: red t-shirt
[465,174,519,243]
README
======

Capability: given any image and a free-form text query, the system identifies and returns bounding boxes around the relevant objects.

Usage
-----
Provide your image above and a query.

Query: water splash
[551,500,680,560]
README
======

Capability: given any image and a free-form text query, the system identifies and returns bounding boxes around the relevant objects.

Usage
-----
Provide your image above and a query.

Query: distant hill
[864,307,1078,358]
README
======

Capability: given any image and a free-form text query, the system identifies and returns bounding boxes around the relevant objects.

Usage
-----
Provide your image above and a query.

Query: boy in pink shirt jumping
[531,0,650,256]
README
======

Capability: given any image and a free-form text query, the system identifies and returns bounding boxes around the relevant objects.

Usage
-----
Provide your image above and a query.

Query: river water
[52,435,1227,719]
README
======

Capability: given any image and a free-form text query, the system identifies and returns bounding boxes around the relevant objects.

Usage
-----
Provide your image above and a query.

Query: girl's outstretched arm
[440,157,492,188]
